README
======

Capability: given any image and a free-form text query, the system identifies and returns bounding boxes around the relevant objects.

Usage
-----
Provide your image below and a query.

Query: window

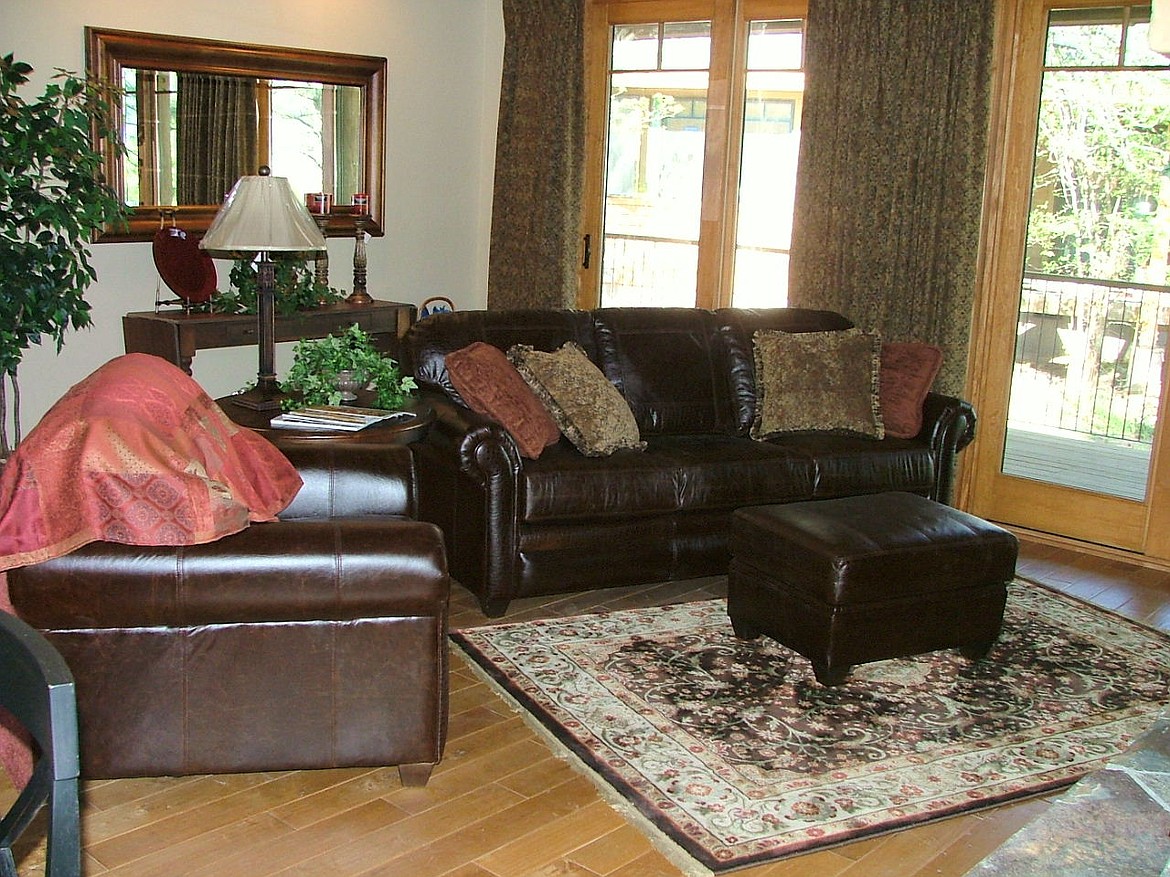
[580,0,808,309]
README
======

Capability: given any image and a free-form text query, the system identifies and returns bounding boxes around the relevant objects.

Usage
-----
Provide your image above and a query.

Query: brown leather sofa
[401,307,977,617]
[7,443,451,786]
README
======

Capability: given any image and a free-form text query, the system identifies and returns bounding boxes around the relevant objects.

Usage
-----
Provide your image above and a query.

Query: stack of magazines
[268,406,414,432]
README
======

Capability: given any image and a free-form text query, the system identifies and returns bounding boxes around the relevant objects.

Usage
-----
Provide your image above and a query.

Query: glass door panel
[601,21,711,307]
[731,19,804,307]
[1001,7,1170,505]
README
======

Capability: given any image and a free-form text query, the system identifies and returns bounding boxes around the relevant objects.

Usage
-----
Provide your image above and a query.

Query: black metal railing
[1012,272,1168,444]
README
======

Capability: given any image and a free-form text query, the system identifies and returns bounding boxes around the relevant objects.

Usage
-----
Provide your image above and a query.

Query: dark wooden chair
[0,611,80,877]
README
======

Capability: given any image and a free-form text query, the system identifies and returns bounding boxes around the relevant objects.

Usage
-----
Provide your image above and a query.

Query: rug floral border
[452,581,1170,873]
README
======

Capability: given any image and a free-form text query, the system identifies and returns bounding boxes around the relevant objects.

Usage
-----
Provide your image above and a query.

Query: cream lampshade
[200,167,327,410]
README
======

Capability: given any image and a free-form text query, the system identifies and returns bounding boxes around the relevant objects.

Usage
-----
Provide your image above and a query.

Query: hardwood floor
[6,535,1170,876]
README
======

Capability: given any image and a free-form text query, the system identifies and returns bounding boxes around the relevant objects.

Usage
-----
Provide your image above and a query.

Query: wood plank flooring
[5,535,1169,876]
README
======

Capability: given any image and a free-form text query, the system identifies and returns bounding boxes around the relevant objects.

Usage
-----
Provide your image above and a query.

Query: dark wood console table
[122,299,415,375]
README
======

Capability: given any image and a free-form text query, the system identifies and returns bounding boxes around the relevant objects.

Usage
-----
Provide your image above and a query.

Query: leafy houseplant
[213,258,345,316]
[0,54,126,454]
[281,324,417,410]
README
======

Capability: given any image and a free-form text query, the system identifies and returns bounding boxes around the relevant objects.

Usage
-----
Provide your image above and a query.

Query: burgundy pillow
[879,342,943,439]
[445,342,561,458]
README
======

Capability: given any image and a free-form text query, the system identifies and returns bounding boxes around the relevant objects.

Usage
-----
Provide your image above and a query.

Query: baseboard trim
[1006,524,1170,574]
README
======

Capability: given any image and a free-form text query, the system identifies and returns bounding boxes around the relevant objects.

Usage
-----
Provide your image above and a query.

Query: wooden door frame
[961,0,1170,556]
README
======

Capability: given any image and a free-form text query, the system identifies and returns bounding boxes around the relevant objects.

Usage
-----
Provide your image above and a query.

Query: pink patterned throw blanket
[0,353,303,788]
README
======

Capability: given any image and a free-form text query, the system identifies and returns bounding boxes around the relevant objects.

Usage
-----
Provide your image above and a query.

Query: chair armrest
[279,443,417,519]
[10,519,449,630]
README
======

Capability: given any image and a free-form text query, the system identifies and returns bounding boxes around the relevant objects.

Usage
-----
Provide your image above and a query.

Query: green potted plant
[0,54,126,455]
[212,258,345,316]
[281,323,417,409]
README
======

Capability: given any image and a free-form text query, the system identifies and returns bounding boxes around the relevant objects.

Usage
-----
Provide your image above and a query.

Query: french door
[579,0,807,310]
[966,0,1170,554]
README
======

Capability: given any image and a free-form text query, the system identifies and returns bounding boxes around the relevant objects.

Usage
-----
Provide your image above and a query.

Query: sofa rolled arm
[412,392,524,616]
[918,392,977,504]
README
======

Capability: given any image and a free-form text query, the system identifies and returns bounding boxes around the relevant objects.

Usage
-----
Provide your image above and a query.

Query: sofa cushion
[445,342,561,458]
[879,341,943,439]
[12,519,446,629]
[770,433,937,499]
[751,328,885,440]
[510,342,646,457]
[715,307,856,435]
[648,435,818,511]
[519,435,816,522]
[520,442,685,521]
[592,308,738,436]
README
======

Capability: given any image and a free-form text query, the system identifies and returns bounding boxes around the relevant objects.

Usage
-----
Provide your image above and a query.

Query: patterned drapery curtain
[135,71,161,205]
[176,73,259,206]
[789,0,995,396]
[487,0,585,310]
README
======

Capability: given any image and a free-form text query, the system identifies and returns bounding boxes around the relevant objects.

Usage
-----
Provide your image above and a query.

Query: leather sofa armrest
[422,393,524,469]
[918,392,977,503]
[412,391,523,616]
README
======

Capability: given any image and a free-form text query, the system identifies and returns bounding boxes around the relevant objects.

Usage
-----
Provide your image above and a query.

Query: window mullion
[694,2,738,309]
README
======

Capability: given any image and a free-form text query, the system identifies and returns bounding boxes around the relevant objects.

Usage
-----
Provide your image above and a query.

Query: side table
[124,300,415,375]
[217,395,434,446]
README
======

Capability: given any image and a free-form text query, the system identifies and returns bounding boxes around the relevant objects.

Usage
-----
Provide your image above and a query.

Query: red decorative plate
[152,227,217,303]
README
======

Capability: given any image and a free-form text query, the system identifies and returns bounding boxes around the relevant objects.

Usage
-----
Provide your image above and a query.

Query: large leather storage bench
[7,444,451,786]
[727,492,1018,686]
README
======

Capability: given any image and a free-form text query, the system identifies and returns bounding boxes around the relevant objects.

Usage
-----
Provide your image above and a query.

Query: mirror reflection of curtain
[134,70,159,206]
[335,86,364,203]
[176,73,259,205]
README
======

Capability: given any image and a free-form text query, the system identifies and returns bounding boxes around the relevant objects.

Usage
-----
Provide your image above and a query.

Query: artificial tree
[0,53,125,455]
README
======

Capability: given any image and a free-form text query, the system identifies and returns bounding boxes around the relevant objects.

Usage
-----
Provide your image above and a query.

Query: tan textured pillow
[508,342,645,457]
[751,329,885,440]
[445,342,561,459]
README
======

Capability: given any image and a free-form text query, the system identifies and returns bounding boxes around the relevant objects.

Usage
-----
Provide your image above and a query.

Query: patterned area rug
[451,581,1170,874]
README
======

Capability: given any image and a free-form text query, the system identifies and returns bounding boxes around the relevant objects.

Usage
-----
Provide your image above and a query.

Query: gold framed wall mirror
[85,27,387,243]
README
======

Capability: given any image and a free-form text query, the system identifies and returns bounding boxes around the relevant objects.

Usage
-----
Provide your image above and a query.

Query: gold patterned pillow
[750,329,885,440]
[509,342,646,457]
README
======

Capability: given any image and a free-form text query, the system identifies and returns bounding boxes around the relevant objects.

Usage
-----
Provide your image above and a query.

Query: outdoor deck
[1002,426,1150,501]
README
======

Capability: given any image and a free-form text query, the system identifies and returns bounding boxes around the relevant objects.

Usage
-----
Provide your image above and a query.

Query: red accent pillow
[445,342,561,458]
[879,342,944,439]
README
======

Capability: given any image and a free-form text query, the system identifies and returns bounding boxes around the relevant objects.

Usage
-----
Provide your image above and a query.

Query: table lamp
[200,167,327,410]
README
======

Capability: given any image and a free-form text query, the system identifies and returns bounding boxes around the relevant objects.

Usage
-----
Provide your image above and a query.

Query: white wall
[4,0,503,438]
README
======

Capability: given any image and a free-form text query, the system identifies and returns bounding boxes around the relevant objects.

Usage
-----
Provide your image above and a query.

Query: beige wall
[5,0,503,436]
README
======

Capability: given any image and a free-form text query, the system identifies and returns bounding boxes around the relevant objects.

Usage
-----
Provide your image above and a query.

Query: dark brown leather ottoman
[727,492,1018,686]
